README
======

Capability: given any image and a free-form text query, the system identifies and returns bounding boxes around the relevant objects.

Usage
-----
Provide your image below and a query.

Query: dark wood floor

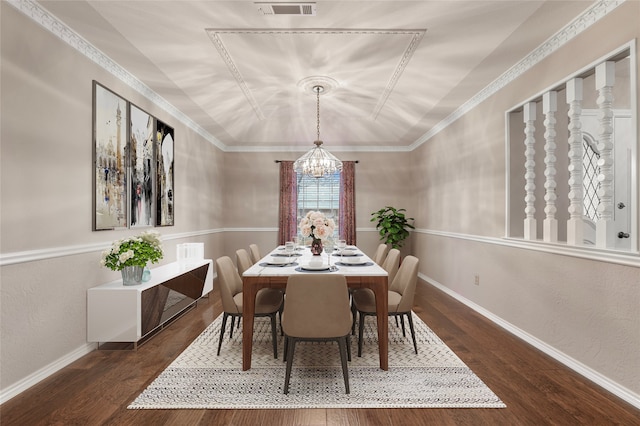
[1,281,638,425]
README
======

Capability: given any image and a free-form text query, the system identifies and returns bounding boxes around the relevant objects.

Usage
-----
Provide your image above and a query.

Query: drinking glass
[324,239,336,270]
[285,241,294,255]
[337,239,347,262]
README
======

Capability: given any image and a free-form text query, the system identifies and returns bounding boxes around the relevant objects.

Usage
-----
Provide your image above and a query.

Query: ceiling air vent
[255,2,317,16]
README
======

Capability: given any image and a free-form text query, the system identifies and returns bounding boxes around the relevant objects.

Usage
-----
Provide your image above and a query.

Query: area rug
[128,312,505,409]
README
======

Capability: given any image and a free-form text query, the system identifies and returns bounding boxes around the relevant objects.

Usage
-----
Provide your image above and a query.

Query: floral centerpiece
[100,230,164,285]
[299,211,335,255]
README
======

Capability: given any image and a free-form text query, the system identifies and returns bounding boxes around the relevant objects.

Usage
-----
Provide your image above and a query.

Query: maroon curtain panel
[339,161,356,245]
[278,161,298,245]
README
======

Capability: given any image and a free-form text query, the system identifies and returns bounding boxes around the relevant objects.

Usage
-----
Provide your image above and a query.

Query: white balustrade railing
[523,101,537,240]
[566,77,585,246]
[543,90,558,243]
[595,61,616,249]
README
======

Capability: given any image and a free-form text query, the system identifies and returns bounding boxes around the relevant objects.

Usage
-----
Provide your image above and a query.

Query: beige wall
[0,3,413,397]
[1,0,638,406]
[0,4,226,392]
[219,150,414,260]
[411,1,640,397]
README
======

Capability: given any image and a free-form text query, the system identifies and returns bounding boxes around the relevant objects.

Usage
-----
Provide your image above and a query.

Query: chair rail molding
[0,229,224,267]
[413,228,640,268]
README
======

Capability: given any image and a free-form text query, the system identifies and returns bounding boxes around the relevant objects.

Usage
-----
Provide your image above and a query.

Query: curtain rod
[274,160,359,163]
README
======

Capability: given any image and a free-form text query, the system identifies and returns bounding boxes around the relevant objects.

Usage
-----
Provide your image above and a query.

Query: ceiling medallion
[297,76,339,96]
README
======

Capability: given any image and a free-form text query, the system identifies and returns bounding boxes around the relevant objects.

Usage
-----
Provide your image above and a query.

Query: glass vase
[121,265,144,286]
[311,238,323,256]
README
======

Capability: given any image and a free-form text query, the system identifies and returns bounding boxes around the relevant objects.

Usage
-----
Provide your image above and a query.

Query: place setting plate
[336,260,373,267]
[295,263,338,273]
[260,261,298,268]
[332,252,362,257]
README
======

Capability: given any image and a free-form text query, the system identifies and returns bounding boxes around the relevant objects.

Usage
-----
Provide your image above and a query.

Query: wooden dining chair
[372,243,389,265]
[282,274,353,394]
[353,255,420,357]
[215,256,283,358]
[249,244,261,264]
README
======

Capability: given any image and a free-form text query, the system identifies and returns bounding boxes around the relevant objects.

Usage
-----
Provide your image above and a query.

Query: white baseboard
[419,273,640,410]
[0,343,97,404]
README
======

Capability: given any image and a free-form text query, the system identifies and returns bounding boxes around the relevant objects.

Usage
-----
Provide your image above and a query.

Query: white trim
[0,272,220,405]
[420,274,640,409]
[409,0,625,151]
[5,0,227,152]
[505,41,635,113]
[225,145,411,153]
[0,229,225,266]
[0,227,379,266]
[7,0,625,153]
[0,343,96,405]
[7,226,639,268]
[223,227,279,233]
[414,228,640,268]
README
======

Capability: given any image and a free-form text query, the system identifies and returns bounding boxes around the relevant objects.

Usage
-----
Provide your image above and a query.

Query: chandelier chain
[316,86,321,141]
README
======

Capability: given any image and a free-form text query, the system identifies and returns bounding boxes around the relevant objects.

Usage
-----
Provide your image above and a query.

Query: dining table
[241,244,389,371]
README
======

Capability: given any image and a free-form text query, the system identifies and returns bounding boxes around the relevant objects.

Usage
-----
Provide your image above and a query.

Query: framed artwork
[156,120,174,226]
[93,81,128,230]
[129,104,155,228]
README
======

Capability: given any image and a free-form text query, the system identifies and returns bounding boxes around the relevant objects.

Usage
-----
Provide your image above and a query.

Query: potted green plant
[370,206,415,249]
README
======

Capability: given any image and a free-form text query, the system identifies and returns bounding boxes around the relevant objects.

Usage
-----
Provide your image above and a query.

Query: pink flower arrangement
[299,211,336,241]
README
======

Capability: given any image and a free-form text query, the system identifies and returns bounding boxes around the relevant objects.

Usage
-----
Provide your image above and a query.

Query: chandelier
[293,85,343,178]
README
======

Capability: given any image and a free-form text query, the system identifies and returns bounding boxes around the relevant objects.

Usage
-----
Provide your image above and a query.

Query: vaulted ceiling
[36,1,593,151]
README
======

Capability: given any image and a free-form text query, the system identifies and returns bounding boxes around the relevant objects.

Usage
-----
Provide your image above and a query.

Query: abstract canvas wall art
[93,82,128,230]
[130,104,154,228]
[156,120,174,226]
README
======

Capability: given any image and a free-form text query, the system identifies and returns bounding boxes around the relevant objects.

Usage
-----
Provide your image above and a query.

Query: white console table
[88,259,213,348]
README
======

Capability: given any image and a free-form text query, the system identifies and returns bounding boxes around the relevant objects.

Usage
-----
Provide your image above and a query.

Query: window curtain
[339,161,356,245]
[278,161,298,245]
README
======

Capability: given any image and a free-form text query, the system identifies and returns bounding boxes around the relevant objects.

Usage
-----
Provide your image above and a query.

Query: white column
[543,91,558,242]
[596,61,616,249]
[523,102,537,240]
[566,78,584,246]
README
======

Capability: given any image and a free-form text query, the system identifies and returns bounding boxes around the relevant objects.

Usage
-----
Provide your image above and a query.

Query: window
[582,134,600,223]
[297,172,340,238]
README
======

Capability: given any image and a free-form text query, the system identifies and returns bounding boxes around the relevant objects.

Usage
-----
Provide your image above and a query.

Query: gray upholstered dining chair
[215,256,283,358]
[381,248,401,284]
[372,243,389,265]
[351,248,401,334]
[353,255,420,357]
[249,244,261,264]
[281,274,352,394]
[236,248,254,276]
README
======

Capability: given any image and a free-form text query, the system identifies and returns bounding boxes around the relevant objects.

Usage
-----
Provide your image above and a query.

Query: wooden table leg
[242,277,259,371]
[371,275,388,370]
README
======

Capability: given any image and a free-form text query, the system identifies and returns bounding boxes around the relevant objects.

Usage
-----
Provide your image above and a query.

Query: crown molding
[205,28,425,124]
[409,0,626,150]
[8,0,624,154]
[6,0,227,152]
